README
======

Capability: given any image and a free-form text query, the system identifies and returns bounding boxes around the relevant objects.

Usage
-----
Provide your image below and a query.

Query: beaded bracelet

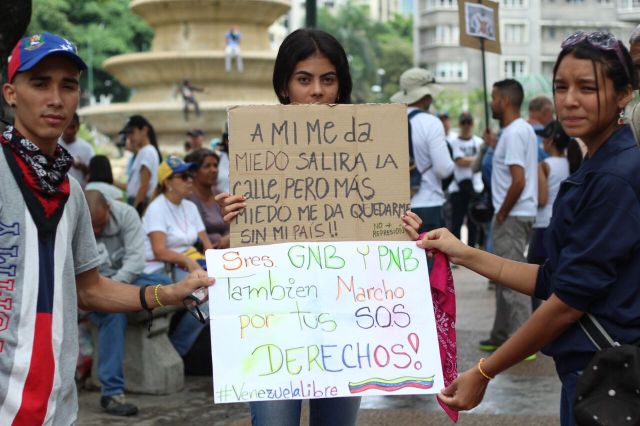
[154,284,165,307]
[477,358,494,380]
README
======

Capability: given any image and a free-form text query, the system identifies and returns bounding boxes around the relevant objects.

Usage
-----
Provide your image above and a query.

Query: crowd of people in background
[3,17,640,426]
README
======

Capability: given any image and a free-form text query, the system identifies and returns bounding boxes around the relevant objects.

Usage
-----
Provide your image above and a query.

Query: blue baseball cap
[8,33,87,83]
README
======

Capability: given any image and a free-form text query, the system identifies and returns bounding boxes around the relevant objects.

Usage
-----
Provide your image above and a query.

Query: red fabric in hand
[421,232,459,422]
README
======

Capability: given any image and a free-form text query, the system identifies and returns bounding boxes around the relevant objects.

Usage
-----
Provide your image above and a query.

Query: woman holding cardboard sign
[216,28,423,426]
[419,32,640,426]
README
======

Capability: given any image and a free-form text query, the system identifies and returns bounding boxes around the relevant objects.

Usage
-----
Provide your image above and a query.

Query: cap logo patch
[24,34,45,51]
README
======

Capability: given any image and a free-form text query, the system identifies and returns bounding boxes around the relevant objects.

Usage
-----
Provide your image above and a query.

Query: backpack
[408,110,454,194]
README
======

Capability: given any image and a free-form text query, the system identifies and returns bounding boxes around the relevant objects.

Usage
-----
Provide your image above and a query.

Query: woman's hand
[437,365,490,411]
[161,269,214,306]
[416,227,470,264]
[214,192,246,224]
[401,211,422,240]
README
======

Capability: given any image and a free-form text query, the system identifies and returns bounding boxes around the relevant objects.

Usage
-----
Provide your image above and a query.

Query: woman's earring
[618,109,625,125]
[10,103,16,108]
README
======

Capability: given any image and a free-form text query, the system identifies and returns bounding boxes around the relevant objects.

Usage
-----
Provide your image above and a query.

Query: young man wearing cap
[186,128,205,154]
[447,112,484,248]
[391,67,454,233]
[0,33,212,425]
[178,79,203,121]
[480,79,538,354]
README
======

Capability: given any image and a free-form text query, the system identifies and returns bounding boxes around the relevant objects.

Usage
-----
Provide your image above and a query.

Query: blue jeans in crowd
[250,397,361,426]
[88,271,171,396]
[87,311,127,396]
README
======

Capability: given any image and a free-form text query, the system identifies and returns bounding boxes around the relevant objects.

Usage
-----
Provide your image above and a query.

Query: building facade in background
[415,0,639,92]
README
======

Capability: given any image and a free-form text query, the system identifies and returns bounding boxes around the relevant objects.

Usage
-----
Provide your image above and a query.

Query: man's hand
[161,269,214,306]
[483,129,497,148]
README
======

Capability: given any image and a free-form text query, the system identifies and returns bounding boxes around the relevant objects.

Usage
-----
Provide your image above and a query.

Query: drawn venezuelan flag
[348,376,435,394]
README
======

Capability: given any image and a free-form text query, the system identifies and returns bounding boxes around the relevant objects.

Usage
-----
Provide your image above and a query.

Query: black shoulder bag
[573,314,640,425]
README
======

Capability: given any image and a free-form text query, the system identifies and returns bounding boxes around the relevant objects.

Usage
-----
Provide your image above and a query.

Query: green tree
[318,1,413,103]
[28,0,153,103]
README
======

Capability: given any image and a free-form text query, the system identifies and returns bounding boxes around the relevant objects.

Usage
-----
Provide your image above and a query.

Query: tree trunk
[0,0,31,121]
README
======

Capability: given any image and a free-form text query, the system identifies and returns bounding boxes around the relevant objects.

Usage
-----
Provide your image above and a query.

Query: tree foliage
[28,0,153,103]
[318,1,413,103]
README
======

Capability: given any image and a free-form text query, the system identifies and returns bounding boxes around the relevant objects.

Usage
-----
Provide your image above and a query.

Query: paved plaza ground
[77,266,561,425]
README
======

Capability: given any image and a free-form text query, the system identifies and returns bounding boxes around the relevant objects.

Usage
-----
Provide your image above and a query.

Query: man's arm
[495,164,525,223]
[430,135,455,179]
[537,162,549,207]
[455,156,476,167]
[76,267,213,312]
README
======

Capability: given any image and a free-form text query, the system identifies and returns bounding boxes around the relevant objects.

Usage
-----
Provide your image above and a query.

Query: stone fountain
[80,0,289,147]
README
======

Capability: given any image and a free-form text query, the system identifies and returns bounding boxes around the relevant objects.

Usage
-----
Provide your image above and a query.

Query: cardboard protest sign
[206,241,443,403]
[227,104,410,246]
[458,0,501,54]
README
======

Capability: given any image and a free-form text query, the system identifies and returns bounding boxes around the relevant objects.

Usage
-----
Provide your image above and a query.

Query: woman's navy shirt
[535,125,640,374]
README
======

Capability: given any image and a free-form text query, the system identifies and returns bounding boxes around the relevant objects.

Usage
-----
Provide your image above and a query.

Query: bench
[90,306,184,395]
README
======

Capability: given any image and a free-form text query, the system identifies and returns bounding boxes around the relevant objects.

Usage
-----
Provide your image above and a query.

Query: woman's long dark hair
[88,155,114,184]
[128,114,163,162]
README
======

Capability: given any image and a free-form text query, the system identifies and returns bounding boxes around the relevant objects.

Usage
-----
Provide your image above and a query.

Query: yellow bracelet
[154,284,165,307]
[477,358,494,380]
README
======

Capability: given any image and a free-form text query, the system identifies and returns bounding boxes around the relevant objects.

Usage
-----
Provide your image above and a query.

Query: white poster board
[206,241,443,403]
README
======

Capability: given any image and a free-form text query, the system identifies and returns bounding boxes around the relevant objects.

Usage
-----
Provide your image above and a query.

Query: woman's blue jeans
[249,397,361,426]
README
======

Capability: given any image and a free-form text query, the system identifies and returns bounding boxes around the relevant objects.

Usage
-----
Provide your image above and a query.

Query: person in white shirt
[480,79,538,355]
[391,68,454,232]
[58,113,94,187]
[142,155,214,356]
[448,112,484,247]
[528,121,582,311]
[119,115,162,216]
